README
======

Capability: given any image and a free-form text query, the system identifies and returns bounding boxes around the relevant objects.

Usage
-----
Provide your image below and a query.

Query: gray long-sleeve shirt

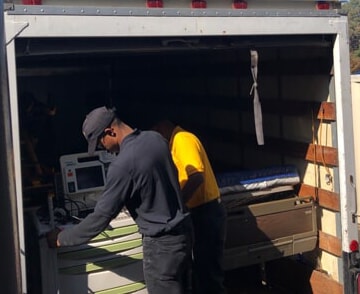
[59,129,189,246]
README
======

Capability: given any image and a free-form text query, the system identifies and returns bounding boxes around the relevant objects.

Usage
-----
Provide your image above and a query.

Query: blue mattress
[216,165,300,195]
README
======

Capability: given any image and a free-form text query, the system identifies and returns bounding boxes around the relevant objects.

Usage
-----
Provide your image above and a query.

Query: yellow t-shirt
[169,126,219,209]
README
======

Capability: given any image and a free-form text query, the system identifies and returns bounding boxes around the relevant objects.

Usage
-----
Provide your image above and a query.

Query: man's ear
[105,128,116,137]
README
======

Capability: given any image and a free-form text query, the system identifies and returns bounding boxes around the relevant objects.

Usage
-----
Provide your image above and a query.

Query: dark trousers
[142,221,193,294]
[191,199,227,294]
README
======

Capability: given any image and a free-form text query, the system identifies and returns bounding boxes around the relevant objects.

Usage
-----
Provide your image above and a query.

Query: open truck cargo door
[2,1,360,293]
[0,0,25,293]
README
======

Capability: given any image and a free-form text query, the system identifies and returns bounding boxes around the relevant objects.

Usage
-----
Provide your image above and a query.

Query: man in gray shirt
[47,106,193,294]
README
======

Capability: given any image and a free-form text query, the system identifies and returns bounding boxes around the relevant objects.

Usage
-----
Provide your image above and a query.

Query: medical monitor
[60,151,116,195]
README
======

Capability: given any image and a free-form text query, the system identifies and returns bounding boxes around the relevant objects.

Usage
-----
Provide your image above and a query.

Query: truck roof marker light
[192,0,207,9]
[350,240,359,252]
[316,1,330,10]
[146,0,163,8]
[22,0,42,4]
[233,0,248,9]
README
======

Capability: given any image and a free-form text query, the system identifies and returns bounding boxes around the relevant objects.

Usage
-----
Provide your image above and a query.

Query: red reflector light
[316,1,330,10]
[146,0,163,8]
[233,0,248,9]
[350,240,359,252]
[192,0,207,9]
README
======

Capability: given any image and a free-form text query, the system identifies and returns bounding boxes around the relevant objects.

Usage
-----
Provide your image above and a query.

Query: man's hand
[46,227,62,248]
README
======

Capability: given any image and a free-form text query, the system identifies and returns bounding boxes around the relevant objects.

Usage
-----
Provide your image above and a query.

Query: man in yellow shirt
[153,120,227,294]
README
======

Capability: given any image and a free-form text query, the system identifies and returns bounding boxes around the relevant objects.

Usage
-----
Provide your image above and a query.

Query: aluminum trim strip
[7,5,341,17]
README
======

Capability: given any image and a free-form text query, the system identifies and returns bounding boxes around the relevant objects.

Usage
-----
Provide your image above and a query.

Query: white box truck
[1,0,359,293]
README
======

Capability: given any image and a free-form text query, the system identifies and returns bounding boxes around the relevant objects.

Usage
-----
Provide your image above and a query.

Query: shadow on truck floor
[225,264,289,294]
[225,256,315,294]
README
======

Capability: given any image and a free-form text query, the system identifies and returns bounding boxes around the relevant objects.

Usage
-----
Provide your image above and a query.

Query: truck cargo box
[1,2,359,293]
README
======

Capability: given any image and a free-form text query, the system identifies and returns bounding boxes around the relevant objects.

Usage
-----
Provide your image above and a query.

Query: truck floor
[225,265,289,294]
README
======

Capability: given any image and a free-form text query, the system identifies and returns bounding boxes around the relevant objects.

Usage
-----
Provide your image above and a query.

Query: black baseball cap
[82,106,116,155]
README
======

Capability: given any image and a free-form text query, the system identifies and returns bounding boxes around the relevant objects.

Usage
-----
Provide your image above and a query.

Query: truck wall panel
[319,230,342,257]
[311,258,343,293]
[299,184,340,212]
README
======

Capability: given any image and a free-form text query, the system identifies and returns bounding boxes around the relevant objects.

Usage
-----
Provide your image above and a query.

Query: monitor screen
[75,165,105,191]
[60,151,116,195]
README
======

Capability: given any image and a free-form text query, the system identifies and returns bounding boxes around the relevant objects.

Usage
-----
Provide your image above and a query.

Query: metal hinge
[3,1,14,12]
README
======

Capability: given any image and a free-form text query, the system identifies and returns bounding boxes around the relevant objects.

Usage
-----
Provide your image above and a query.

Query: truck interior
[17,34,336,293]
